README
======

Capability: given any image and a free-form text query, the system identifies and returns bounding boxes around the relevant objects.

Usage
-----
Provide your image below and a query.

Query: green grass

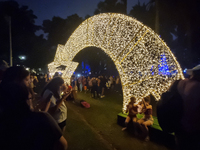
[118,112,162,131]
[63,91,171,150]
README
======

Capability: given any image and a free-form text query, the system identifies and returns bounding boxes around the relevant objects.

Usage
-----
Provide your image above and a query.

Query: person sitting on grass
[122,96,138,131]
[137,96,153,141]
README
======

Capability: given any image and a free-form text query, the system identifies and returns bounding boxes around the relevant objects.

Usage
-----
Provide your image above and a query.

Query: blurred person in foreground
[0,82,68,150]
[1,66,34,110]
[0,60,9,83]
[175,64,200,149]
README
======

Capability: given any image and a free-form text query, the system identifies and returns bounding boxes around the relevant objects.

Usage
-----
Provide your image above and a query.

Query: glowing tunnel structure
[48,13,184,113]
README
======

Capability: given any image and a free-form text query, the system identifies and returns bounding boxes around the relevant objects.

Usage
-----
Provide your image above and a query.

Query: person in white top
[41,77,71,132]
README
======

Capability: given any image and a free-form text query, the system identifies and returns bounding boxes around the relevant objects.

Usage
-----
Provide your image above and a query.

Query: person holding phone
[41,77,71,132]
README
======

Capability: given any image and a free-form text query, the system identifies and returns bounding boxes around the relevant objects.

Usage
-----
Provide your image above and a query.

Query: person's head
[60,84,68,92]
[144,96,151,104]
[0,82,30,114]
[41,77,64,99]
[130,96,136,103]
[0,60,9,71]
[53,72,59,78]
[186,64,200,81]
[1,66,30,87]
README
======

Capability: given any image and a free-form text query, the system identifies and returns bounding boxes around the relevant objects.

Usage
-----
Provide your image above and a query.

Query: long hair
[1,66,29,85]
[144,96,151,103]
[41,77,64,99]
[0,82,30,116]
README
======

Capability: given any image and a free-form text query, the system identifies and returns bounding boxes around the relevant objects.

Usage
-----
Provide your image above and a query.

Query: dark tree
[94,0,127,15]
[129,0,200,68]
[42,14,83,63]
[0,1,47,68]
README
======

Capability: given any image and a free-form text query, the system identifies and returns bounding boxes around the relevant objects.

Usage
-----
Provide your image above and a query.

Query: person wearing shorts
[137,96,153,141]
[122,97,138,131]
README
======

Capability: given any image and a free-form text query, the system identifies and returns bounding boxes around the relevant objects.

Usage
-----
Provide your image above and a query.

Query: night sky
[6,0,149,26]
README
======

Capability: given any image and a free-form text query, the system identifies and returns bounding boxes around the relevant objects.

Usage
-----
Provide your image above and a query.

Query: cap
[186,64,200,75]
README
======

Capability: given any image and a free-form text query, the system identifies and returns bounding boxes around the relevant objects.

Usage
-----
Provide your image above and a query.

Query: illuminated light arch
[49,13,184,113]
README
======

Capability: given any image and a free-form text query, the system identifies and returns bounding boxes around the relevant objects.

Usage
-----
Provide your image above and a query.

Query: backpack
[80,100,90,108]
[157,80,183,133]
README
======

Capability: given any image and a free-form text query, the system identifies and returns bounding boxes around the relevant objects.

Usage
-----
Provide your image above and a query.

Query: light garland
[49,13,184,113]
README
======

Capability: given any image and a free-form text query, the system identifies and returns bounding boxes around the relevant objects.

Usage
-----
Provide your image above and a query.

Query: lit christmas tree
[158,54,170,75]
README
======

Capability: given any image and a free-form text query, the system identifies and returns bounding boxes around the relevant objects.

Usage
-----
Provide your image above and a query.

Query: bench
[117,112,176,148]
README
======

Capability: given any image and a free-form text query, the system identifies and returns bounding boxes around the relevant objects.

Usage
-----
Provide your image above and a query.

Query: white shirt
[43,89,67,123]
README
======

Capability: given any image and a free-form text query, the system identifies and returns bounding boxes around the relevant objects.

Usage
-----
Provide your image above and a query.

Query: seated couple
[122,96,153,141]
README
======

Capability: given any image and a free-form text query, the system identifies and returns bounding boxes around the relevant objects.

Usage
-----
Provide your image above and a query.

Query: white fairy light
[49,13,184,113]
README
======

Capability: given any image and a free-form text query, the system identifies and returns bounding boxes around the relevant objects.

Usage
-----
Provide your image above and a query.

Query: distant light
[31,69,36,73]
[19,55,26,60]
[38,68,41,71]
[26,68,30,71]
[77,74,80,77]
[89,72,91,74]
[183,68,187,73]
[16,64,20,66]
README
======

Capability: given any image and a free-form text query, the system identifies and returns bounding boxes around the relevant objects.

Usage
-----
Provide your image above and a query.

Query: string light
[49,13,184,113]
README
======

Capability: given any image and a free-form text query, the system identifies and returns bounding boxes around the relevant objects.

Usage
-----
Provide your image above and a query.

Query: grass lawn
[63,90,171,150]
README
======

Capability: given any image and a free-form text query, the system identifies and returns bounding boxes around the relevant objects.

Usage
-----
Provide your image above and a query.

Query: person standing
[91,77,97,98]
[175,65,200,149]
[0,60,9,83]
[109,76,113,90]
[100,76,107,98]
[0,82,68,150]
[1,66,34,110]
[78,76,83,92]
[82,76,87,93]
[41,77,70,132]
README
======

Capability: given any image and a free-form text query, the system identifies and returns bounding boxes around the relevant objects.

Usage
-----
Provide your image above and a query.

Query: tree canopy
[129,0,200,68]
[1,0,200,71]
[94,0,127,15]
[0,1,46,68]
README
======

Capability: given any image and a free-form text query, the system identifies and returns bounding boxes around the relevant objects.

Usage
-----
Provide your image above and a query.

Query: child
[137,96,153,141]
[122,97,138,131]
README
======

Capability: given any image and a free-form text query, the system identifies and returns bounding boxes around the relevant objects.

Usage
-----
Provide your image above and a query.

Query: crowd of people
[0,64,68,150]
[70,75,122,99]
[1,59,200,149]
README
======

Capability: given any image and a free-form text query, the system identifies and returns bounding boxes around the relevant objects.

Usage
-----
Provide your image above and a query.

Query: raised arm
[54,136,68,150]
[48,92,71,114]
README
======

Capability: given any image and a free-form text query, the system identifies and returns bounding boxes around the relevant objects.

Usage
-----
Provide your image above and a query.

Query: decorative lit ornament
[49,13,184,113]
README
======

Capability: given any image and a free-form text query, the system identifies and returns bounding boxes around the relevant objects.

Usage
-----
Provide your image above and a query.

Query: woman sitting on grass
[137,96,153,141]
[122,96,138,131]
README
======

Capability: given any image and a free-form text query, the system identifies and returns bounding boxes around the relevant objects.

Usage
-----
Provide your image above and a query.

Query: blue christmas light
[158,54,170,75]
